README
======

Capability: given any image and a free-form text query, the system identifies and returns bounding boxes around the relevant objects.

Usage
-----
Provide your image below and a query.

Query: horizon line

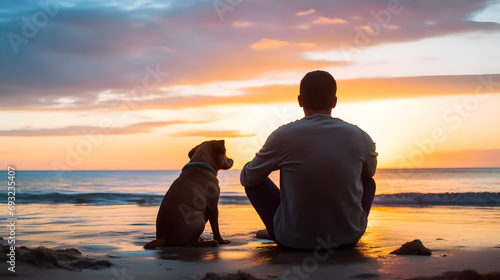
[5,167,500,172]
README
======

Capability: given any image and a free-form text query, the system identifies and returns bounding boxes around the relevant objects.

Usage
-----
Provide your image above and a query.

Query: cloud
[386,25,400,30]
[296,42,316,48]
[5,73,495,112]
[251,39,289,50]
[233,21,252,28]
[296,9,316,16]
[172,130,255,138]
[421,149,500,168]
[313,16,346,25]
[0,121,193,137]
[295,24,310,30]
[0,0,498,112]
[85,74,500,110]
[337,74,500,102]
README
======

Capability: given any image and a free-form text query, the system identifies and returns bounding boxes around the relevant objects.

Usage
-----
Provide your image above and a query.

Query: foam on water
[9,191,500,206]
[3,169,499,207]
[374,192,500,206]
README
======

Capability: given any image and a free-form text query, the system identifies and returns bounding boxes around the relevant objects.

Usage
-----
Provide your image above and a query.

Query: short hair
[299,70,337,110]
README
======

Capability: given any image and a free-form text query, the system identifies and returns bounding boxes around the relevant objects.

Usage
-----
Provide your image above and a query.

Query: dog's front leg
[207,203,230,244]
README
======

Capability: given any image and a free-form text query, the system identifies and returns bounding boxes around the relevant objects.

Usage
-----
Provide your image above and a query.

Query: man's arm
[361,132,378,178]
[240,130,281,187]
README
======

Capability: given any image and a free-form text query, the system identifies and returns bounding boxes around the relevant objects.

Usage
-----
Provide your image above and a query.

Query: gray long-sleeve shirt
[241,114,378,249]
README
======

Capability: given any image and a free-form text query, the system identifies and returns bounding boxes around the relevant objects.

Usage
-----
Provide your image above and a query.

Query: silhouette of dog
[144,140,233,248]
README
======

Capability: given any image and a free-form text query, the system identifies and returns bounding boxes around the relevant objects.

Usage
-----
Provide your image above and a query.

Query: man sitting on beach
[240,70,377,249]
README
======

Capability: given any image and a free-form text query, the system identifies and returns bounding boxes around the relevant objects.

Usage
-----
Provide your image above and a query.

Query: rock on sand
[391,239,432,256]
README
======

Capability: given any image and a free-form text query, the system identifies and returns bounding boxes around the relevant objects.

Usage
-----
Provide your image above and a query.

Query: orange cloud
[416,149,500,168]
[338,75,499,102]
[358,25,375,33]
[296,8,316,16]
[251,39,289,50]
[173,130,255,138]
[313,16,346,25]
[296,42,316,48]
[386,25,400,30]
[161,48,336,86]
[80,74,497,113]
[10,74,496,112]
[233,21,252,28]
[0,121,196,137]
[295,24,310,30]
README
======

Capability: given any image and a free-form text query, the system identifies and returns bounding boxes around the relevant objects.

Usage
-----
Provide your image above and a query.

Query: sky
[0,0,499,171]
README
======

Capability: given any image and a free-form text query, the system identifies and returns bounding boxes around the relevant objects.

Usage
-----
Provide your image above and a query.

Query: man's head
[298,70,337,113]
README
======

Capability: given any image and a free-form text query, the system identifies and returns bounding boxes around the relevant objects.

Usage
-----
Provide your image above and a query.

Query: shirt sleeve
[240,130,282,187]
[361,131,378,178]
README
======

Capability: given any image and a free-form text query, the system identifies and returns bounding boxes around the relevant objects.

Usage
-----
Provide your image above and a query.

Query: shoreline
[1,204,499,279]
[1,242,499,279]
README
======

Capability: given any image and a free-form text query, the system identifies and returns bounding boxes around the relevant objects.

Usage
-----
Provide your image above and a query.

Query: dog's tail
[143,238,165,249]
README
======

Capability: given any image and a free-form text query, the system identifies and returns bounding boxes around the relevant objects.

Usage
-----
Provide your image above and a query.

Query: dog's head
[188,140,234,170]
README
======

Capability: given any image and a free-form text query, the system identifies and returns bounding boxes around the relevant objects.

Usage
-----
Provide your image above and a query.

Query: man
[240,70,377,249]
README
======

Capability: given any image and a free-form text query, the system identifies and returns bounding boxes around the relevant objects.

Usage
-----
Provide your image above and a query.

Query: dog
[144,140,233,248]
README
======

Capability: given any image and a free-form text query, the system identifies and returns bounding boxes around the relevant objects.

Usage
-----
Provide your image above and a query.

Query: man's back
[241,114,377,249]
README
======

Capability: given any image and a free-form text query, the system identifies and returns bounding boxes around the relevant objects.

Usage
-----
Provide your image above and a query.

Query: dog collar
[182,162,217,175]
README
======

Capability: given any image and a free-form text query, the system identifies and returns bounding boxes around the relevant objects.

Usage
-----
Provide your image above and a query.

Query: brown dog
[144,140,233,248]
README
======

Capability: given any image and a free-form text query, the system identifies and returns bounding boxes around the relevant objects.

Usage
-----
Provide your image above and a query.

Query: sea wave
[374,192,500,206]
[13,192,165,206]
[4,192,500,207]
[6,192,251,206]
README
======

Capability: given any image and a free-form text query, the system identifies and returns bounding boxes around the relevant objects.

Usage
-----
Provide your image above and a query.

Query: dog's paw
[216,239,231,245]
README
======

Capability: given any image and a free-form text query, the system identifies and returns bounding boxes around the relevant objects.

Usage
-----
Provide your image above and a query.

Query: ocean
[1,168,499,258]
[3,168,500,207]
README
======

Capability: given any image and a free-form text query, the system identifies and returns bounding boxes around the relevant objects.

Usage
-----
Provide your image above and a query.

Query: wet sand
[1,205,499,279]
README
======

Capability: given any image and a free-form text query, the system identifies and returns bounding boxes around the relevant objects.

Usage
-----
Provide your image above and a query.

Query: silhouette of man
[240,70,377,249]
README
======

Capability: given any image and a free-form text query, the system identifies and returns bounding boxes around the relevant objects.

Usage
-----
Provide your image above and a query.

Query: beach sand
[1,205,499,279]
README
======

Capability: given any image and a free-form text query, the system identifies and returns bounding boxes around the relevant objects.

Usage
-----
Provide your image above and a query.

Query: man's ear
[332,96,338,109]
[298,95,303,108]
[188,144,201,159]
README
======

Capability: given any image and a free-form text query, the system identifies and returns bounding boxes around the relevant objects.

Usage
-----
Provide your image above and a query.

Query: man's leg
[244,177,281,240]
[361,177,376,216]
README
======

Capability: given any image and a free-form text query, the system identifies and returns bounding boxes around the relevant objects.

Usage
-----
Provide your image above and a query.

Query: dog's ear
[188,144,201,159]
[214,140,225,154]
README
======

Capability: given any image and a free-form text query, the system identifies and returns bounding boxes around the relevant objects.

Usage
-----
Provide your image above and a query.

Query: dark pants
[245,177,376,240]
